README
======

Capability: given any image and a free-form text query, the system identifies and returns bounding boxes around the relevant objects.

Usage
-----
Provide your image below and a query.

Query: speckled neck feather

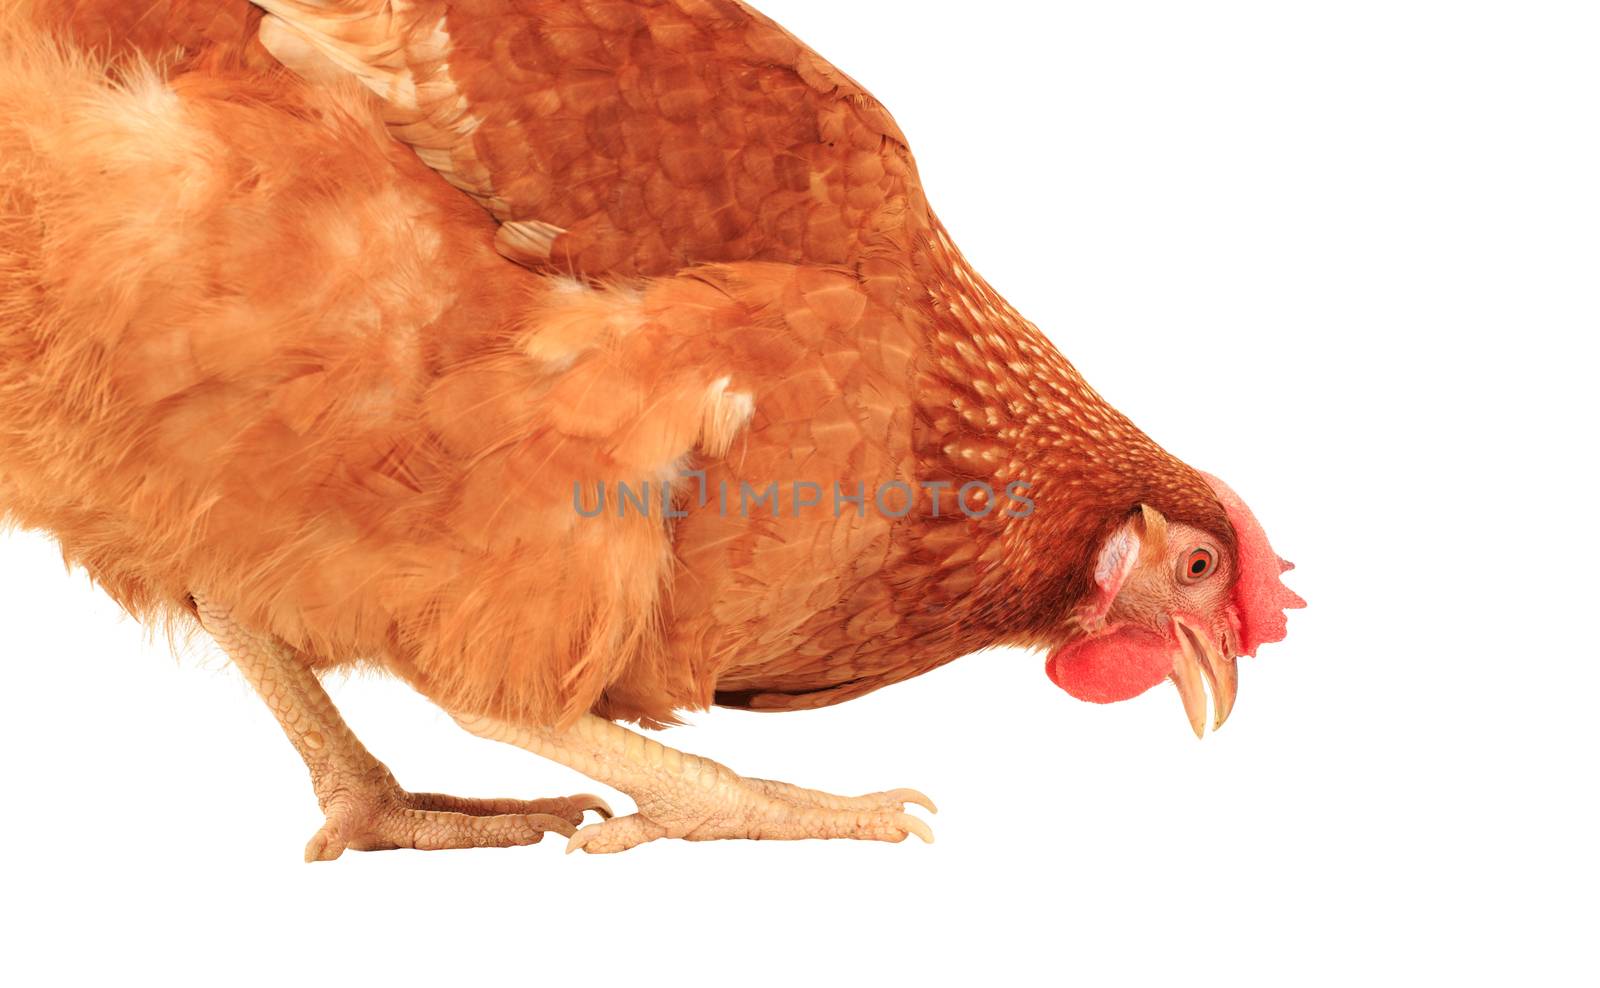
[908,226,1236,647]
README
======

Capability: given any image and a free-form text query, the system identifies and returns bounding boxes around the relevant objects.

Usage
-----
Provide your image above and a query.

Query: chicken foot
[454,712,936,853]
[192,595,612,861]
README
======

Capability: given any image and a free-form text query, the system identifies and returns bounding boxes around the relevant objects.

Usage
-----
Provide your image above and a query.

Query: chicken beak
[1170,616,1238,738]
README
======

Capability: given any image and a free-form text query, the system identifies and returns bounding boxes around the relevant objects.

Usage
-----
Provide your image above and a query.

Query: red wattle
[1047,626,1173,704]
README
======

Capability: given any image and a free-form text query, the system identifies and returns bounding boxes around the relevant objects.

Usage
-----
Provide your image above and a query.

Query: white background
[3,1,1595,984]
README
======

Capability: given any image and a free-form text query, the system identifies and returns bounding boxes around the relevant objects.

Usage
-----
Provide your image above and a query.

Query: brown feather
[252,0,921,275]
[1,1,1236,729]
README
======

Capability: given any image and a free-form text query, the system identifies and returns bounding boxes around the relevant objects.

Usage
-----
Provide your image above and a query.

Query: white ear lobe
[1087,521,1141,622]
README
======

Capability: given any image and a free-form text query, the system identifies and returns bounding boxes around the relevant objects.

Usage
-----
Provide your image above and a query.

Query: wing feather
[255,0,927,275]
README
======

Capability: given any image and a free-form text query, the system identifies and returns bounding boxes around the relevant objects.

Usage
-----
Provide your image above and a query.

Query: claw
[304,827,345,863]
[898,814,935,844]
[886,788,938,815]
[574,793,614,821]
[531,813,580,839]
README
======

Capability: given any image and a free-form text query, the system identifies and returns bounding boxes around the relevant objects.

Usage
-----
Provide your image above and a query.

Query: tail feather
[0,9,228,350]
[20,0,264,65]
[0,9,131,322]
[0,11,725,730]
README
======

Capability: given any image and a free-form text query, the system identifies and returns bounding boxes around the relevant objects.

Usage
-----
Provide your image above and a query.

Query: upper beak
[1170,616,1238,738]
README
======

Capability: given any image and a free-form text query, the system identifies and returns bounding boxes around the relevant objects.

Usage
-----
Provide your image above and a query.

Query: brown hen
[0,0,1301,857]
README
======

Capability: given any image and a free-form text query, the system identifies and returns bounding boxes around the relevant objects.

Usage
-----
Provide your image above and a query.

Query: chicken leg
[192,594,611,861]
[454,712,936,853]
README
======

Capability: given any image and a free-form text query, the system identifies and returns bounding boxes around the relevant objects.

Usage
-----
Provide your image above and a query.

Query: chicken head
[1047,474,1304,736]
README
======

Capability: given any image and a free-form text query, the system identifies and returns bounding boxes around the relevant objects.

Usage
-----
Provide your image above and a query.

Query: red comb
[1199,473,1305,657]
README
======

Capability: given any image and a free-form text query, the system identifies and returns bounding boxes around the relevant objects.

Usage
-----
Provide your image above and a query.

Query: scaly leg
[454,712,935,854]
[192,594,611,861]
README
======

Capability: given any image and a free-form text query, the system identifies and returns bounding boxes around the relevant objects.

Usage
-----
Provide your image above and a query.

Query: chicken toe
[740,778,938,815]
[455,712,935,853]
[301,779,589,862]
[192,594,607,860]
[564,801,932,855]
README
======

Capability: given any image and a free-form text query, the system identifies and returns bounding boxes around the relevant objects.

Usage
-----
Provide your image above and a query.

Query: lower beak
[1170,616,1238,738]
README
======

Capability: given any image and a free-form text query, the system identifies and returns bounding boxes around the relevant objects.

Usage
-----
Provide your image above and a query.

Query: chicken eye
[1181,547,1215,583]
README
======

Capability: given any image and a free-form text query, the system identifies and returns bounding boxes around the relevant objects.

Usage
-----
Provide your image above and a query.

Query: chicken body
[0,0,1299,856]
